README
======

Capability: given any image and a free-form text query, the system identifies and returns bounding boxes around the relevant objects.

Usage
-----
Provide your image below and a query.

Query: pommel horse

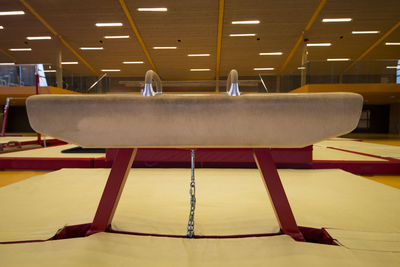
[26,92,363,242]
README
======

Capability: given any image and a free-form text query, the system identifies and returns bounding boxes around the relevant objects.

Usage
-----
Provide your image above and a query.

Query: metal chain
[187,149,196,238]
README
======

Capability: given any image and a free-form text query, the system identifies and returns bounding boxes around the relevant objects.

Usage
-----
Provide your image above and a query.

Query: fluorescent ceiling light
[61,62,78,65]
[153,46,177,49]
[80,47,104,50]
[188,54,210,57]
[306,43,331,47]
[101,69,120,72]
[259,52,283,55]
[137,8,168,12]
[9,48,32,51]
[0,26,3,29]
[327,58,350,61]
[297,67,306,70]
[229,33,256,37]
[322,18,352,22]
[254,68,274,71]
[352,31,380,34]
[190,69,210,71]
[95,23,123,27]
[0,63,15,65]
[44,70,56,73]
[232,20,260,24]
[26,36,51,40]
[386,66,400,69]
[385,42,400,46]
[0,11,25,16]
[123,61,144,64]
[104,35,130,39]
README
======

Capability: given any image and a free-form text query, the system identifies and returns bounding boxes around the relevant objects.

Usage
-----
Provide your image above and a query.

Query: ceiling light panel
[231,20,260,24]
[254,68,274,70]
[153,46,177,49]
[385,42,400,46]
[259,52,283,55]
[0,63,15,65]
[188,54,210,57]
[306,43,331,47]
[80,47,104,50]
[322,18,352,22]
[137,8,168,12]
[123,61,144,64]
[26,36,52,40]
[0,26,3,29]
[229,33,256,37]
[327,58,350,61]
[104,35,130,39]
[386,66,400,69]
[61,62,78,65]
[95,23,123,27]
[0,11,25,16]
[9,48,32,51]
[190,69,210,71]
[101,69,120,72]
[352,31,380,34]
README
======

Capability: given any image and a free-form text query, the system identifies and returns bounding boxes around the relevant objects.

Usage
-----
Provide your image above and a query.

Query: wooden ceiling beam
[341,20,400,75]
[19,0,99,75]
[118,0,157,73]
[215,0,225,92]
[279,0,326,74]
[0,48,19,63]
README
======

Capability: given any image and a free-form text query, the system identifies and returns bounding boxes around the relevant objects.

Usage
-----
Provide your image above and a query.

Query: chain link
[187,149,196,238]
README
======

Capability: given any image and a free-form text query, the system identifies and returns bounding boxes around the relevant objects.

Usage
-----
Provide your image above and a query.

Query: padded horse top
[26,93,363,148]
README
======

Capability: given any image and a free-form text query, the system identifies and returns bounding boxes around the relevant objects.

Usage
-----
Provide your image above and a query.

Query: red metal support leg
[253,148,305,241]
[86,148,137,236]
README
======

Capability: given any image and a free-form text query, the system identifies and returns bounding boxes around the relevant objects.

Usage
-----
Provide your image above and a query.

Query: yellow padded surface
[0,233,399,267]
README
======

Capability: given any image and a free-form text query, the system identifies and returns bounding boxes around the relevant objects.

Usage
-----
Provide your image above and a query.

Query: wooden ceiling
[0,0,399,79]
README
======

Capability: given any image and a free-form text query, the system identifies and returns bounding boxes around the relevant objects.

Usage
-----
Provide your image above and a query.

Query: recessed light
[190,69,210,71]
[104,35,130,39]
[26,36,52,40]
[95,23,123,27]
[259,52,283,55]
[386,66,400,69]
[385,42,400,46]
[352,31,380,34]
[188,54,210,57]
[0,11,25,16]
[44,70,56,73]
[232,20,260,24]
[0,63,15,65]
[101,69,120,72]
[0,26,3,29]
[153,46,177,49]
[254,68,274,71]
[123,61,144,64]
[9,48,32,51]
[327,58,350,61]
[306,43,331,47]
[137,8,168,12]
[80,47,104,50]
[61,62,78,65]
[229,33,256,37]
[297,67,306,70]
[322,18,352,22]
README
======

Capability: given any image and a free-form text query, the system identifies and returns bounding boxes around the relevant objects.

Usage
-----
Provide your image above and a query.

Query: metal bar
[253,148,305,241]
[88,73,107,92]
[1,98,10,136]
[87,148,137,235]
